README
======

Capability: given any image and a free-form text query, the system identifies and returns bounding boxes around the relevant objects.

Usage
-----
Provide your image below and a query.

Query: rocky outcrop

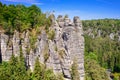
[109,33,114,40]
[0,16,85,80]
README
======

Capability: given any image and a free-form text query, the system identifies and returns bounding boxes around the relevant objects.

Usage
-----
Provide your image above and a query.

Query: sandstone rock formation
[0,16,85,80]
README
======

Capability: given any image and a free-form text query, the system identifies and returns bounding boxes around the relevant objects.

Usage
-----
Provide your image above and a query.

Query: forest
[0,2,52,34]
[83,19,120,80]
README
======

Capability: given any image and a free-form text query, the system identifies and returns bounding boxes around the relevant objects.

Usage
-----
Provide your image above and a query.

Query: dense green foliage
[47,29,55,40]
[0,53,28,80]
[71,58,80,80]
[0,54,64,80]
[0,2,52,34]
[82,19,120,37]
[83,19,120,79]
[84,35,120,71]
[85,53,109,80]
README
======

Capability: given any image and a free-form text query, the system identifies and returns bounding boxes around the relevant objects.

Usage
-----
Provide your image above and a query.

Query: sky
[0,0,120,20]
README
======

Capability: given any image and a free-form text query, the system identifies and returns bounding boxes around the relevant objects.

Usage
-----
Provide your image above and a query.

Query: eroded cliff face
[0,16,84,80]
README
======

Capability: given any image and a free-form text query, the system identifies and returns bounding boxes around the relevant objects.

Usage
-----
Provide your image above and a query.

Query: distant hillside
[83,19,120,80]
[82,19,120,39]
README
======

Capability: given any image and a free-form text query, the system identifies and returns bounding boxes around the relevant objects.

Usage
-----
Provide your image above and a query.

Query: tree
[9,54,19,79]
[85,53,109,80]
[4,50,28,80]
[44,69,57,80]
[15,46,28,80]
[0,51,28,80]
[0,62,11,80]
[71,58,80,80]
[33,57,44,80]
[28,5,41,28]
[0,2,52,34]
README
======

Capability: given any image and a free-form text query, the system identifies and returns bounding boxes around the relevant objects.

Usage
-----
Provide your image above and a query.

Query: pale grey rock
[61,26,84,80]
[47,40,62,73]
[118,32,120,41]
[58,22,65,28]
[38,31,48,63]
[64,18,70,26]
[73,16,82,27]
[1,33,10,61]
[53,16,85,80]
[119,36,120,41]
[57,15,63,22]
[29,50,35,71]
[98,30,101,37]
[109,33,114,40]
[57,15,65,28]
[89,33,95,38]
[13,30,20,57]
[21,31,30,56]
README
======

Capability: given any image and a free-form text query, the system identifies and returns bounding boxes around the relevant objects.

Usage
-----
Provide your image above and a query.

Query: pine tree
[16,46,28,80]
[9,54,19,79]
[33,57,44,80]
[8,47,28,80]
[0,62,11,80]
[71,58,80,80]
[44,69,57,80]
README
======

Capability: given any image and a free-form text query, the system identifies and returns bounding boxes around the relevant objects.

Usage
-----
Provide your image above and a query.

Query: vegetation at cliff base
[85,52,109,80]
[71,58,80,80]
[0,53,64,80]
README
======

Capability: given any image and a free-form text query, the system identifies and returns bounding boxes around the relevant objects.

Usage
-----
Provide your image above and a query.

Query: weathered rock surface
[109,33,114,40]
[0,16,85,80]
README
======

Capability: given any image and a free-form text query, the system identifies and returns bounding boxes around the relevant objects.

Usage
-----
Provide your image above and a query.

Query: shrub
[48,29,55,40]
[71,58,80,80]
[58,49,65,59]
